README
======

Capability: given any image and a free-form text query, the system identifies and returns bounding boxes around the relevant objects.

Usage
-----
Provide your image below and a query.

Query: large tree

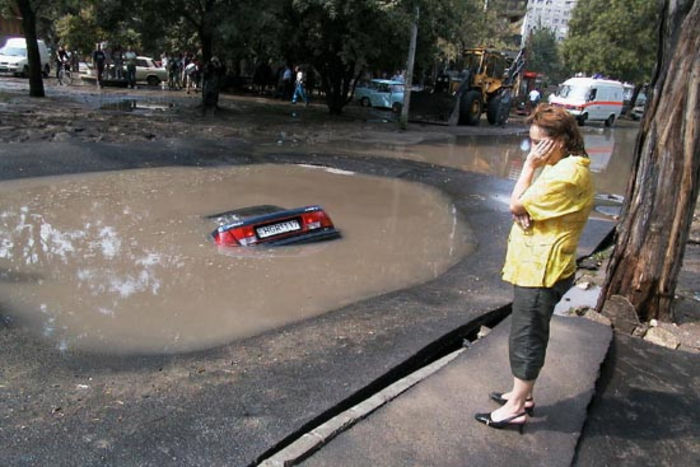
[525,27,566,84]
[277,0,405,114]
[54,4,104,56]
[277,0,489,115]
[561,0,660,84]
[598,0,699,322]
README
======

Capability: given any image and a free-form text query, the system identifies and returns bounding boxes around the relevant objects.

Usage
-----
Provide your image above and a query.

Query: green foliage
[274,0,408,113]
[561,0,661,84]
[55,5,102,54]
[525,27,566,83]
[8,0,532,113]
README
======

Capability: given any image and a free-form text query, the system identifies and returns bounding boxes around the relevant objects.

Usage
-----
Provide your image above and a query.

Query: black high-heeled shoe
[474,411,527,433]
[489,392,535,415]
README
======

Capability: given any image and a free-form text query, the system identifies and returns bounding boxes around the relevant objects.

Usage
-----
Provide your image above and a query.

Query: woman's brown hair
[526,103,588,157]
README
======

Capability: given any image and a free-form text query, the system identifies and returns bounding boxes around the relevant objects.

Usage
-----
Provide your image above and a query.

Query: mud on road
[0,76,529,148]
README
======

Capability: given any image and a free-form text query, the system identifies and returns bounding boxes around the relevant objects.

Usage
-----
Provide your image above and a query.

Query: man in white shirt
[528,88,541,113]
[292,66,309,105]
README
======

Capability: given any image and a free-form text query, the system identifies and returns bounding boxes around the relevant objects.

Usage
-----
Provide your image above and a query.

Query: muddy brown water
[0,164,471,354]
[289,128,637,200]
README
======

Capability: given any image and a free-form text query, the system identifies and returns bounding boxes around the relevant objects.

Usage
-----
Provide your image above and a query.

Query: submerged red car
[209,205,340,247]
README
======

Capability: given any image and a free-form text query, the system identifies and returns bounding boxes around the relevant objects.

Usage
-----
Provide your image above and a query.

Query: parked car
[78,61,92,76]
[209,205,340,247]
[354,79,405,113]
[623,86,647,115]
[134,56,167,85]
[0,37,51,77]
[631,102,646,121]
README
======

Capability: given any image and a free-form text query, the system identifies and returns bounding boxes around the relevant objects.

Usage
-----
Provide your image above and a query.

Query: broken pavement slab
[298,315,612,467]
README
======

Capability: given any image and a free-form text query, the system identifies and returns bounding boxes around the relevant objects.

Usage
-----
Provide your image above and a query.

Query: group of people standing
[161,52,201,93]
[91,43,138,88]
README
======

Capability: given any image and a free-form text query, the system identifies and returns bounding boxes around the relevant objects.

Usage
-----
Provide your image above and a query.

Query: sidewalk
[264,314,612,466]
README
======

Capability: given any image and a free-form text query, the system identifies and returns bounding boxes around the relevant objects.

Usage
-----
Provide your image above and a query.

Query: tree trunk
[200,28,219,111]
[320,59,354,115]
[16,0,45,98]
[598,0,699,322]
[400,5,419,130]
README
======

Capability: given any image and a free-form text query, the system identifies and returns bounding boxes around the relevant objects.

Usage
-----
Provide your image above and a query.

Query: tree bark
[16,0,45,97]
[598,0,699,322]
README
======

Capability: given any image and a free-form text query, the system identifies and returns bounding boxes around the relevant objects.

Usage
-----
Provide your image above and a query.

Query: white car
[631,103,646,121]
[0,37,51,77]
[133,56,167,85]
[85,56,168,86]
[354,79,405,113]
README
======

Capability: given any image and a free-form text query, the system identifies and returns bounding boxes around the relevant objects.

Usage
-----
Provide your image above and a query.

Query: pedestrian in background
[475,104,594,432]
[202,56,225,114]
[185,59,199,94]
[169,53,182,90]
[124,46,137,89]
[70,50,79,73]
[112,46,123,80]
[92,43,106,87]
[291,66,309,105]
[55,45,68,80]
[281,64,293,100]
[528,88,541,114]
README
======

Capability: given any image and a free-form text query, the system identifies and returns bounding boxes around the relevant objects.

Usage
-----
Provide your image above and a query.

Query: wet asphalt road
[0,139,613,465]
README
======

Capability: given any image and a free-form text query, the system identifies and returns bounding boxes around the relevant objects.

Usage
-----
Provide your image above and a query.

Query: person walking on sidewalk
[291,66,309,105]
[475,104,594,431]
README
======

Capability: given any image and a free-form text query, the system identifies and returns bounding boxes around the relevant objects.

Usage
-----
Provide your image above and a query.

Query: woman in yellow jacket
[475,104,594,431]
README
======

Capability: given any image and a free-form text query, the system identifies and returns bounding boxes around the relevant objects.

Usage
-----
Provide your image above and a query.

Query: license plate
[256,219,301,238]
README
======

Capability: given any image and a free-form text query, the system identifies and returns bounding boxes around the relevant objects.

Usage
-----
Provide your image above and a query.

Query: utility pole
[400,4,419,130]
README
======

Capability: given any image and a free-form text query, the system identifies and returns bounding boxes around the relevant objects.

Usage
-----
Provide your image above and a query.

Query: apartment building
[522,0,578,43]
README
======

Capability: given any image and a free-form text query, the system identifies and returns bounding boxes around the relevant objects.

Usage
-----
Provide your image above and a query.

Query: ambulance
[548,77,624,127]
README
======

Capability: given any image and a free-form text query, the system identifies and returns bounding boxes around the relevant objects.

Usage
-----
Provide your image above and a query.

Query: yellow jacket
[502,155,594,287]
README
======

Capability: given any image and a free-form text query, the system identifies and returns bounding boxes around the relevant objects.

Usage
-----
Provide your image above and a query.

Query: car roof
[370,79,404,85]
[563,77,622,87]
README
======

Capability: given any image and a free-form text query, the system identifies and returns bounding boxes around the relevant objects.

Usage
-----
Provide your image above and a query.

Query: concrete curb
[258,348,466,466]
[302,315,613,467]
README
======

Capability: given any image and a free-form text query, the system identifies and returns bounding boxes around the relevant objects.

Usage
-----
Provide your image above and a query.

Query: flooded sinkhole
[0,164,472,354]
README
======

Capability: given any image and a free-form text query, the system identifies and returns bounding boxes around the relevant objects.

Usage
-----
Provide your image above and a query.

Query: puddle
[0,165,472,354]
[287,128,639,204]
[99,99,174,113]
[554,284,602,315]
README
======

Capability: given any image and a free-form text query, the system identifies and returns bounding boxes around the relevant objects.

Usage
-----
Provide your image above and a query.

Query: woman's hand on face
[526,138,556,168]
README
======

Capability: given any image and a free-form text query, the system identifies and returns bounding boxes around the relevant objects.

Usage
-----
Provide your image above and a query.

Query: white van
[549,77,624,127]
[0,37,51,77]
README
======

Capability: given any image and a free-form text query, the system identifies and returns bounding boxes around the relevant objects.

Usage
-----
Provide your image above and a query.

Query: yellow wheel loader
[410,47,525,126]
